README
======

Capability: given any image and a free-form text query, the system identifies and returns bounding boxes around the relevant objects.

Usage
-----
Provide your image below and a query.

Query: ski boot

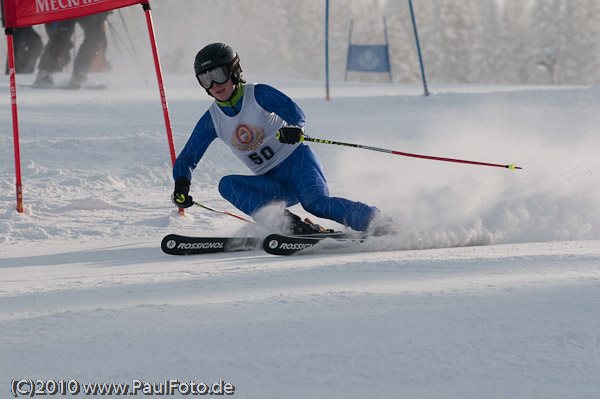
[367,212,400,236]
[284,210,335,235]
[66,72,87,90]
[32,71,54,88]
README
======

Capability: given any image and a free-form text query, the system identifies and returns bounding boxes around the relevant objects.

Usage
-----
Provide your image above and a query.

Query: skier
[172,43,393,235]
[33,12,109,89]
[5,27,43,74]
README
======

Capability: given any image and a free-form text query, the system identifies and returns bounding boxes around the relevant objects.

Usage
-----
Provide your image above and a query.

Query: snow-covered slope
[1,73,599,398]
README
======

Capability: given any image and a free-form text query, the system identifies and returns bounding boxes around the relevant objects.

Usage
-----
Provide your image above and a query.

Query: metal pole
[408,0,429,96]
[194,202,255,224]
[325,0,330,101]
[383,16,392,83]
[344,19,353,82]
[304,136,521,170]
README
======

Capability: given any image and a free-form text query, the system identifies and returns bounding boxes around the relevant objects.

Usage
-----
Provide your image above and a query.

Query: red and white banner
[2,0,146,28]
[3,0,178,214]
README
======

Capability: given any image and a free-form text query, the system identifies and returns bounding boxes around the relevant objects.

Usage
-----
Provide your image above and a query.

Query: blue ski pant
[218,144,377,232]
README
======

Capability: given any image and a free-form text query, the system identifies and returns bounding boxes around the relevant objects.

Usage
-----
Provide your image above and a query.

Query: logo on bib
[232,123,265,151]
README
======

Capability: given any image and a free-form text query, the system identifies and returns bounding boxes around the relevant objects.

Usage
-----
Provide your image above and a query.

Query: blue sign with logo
[347,44,390,72]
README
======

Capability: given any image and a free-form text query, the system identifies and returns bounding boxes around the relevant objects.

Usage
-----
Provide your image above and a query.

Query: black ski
[262,233,363,256]
[161,234,262,255]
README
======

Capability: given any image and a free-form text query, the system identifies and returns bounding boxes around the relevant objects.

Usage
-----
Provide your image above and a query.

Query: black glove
[277,126,304,144]
[172,177,194,208]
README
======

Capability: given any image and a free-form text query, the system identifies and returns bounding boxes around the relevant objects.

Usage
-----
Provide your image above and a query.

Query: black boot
[32,70,53,88]
[67,71,87,89]
[284,210,335,235]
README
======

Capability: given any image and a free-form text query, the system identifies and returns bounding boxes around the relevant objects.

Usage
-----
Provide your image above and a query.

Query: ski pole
[303,136,522,170]
[193,201,255,223]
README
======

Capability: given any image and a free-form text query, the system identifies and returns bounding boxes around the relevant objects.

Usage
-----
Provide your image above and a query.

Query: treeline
[144,0,599,84]
[4,0,599,84]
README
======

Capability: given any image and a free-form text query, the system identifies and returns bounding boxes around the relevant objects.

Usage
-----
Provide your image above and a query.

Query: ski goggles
[197,66,230,89]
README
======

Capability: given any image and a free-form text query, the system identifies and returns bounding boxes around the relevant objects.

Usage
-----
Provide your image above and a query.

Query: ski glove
[172,177,194,208]
[277,126,304,144]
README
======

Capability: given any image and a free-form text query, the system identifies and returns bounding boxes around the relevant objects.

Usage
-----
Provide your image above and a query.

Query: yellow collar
[216,83,244,108]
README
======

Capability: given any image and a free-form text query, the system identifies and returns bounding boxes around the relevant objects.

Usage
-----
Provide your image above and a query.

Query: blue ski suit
[173,83,377,232]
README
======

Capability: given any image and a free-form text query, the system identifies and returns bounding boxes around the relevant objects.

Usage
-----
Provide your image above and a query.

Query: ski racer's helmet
[194,43,244,92]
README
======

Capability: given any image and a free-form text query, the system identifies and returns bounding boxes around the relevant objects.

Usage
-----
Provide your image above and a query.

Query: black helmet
[194,43,244,88]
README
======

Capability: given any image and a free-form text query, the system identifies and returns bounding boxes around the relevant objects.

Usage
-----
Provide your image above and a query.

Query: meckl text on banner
[2,0,145,28]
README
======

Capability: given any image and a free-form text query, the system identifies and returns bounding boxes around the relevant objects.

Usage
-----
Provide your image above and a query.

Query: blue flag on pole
[346,44,390,72]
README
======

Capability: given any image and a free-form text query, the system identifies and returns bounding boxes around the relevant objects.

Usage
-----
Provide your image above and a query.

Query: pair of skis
[161,232,363,256]
[161,130,523,256]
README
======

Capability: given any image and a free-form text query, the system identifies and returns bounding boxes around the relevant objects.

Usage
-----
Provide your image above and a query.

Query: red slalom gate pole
[142,2,176,164]
[304,136,522,170]
[6,30,24,212]
[141,1,185,215]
